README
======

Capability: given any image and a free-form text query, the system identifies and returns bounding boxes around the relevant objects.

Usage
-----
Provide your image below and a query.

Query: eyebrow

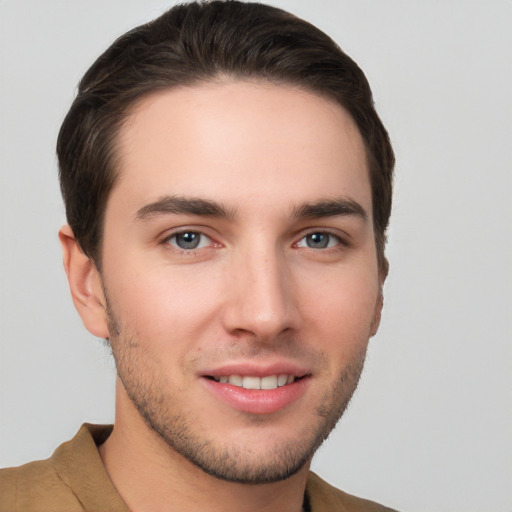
[134,195,367,223]
[292,198,368,222]
[134,195,235,222]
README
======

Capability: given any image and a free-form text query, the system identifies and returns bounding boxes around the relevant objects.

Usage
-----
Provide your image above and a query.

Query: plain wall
[1,1,511,511]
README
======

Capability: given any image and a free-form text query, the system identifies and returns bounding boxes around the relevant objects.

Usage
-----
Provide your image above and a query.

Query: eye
[296,232,341,249]
[166,231,212,250]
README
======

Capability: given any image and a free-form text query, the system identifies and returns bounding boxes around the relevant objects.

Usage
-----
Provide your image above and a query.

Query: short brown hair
[57,0,394,271]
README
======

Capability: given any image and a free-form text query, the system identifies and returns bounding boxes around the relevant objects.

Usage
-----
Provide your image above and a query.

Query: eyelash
[163,230,217,253]
[161,229,347,255]
[294,231,346,251]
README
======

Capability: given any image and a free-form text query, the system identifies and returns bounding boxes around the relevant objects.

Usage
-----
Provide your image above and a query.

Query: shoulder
[306,472,399,512]
[0,424,117,512]
[0,458,83,512]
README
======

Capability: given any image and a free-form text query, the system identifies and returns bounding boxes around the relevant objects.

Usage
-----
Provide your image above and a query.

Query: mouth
[201,363,311,414]
[202,370,310,414]
[206,374,301,390]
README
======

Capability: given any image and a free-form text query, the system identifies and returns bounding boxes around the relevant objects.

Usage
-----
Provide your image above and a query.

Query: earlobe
[370,265,387,338]
[370,290,383,337]
[59,225,110,339]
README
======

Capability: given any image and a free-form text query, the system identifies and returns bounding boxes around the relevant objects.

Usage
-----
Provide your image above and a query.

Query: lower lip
[202,378,309,415]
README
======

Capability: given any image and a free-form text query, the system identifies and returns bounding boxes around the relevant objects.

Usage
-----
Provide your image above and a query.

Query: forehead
[110,79,371,217]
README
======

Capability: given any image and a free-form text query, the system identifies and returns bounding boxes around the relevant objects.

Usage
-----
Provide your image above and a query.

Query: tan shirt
[0,424,397,511]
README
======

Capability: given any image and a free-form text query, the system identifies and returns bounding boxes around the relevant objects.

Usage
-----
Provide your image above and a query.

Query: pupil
[177,232,200,249]
[308,233,328,248]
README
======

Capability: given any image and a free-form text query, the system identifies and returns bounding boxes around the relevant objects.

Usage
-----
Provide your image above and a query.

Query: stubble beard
[106,307,367,485]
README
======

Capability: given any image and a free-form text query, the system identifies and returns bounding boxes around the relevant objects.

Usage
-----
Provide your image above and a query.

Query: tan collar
[50,423,130,512]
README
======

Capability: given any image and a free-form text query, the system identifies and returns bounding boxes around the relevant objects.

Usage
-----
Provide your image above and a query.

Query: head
[57,0,394,274]
[58,1,394,485]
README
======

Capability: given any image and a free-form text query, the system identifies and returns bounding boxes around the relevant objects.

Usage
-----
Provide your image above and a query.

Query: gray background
[1,1,511,511]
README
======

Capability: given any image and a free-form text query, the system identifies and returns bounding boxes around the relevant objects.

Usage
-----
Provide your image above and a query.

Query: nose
[222,243,300,342]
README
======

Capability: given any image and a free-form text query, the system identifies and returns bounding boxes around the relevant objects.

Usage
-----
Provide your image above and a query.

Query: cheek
[104,259,225,344]
[299,266,379,354]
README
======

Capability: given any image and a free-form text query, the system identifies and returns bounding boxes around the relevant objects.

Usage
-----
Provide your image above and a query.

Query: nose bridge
[224,237,296,339]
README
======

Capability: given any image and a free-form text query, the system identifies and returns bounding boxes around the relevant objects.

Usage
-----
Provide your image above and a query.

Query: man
[0,1,396,511]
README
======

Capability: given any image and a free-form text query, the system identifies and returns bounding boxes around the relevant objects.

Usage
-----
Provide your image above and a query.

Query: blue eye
[168,231,211,250]
[297,232,340,249]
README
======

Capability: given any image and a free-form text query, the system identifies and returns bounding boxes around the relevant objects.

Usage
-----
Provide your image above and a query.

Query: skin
[60,80,385,512]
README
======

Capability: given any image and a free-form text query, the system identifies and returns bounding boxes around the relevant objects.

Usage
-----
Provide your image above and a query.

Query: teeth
[215,374,296,390]
[228,375,243,386]
[277,374,288,386]
[242,376,261,389]
[260,375,278,390]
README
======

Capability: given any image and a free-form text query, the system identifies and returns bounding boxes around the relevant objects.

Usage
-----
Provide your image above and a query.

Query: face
[98,80,383,483]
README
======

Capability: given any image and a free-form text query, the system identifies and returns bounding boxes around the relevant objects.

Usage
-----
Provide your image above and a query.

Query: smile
[210,374,296,390]
[203,372,309,414]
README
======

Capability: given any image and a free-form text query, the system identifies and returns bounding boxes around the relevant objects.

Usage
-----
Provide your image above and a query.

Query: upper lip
[200,361,310,379]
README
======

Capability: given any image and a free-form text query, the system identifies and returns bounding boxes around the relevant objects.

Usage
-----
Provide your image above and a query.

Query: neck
[98,385,310,512]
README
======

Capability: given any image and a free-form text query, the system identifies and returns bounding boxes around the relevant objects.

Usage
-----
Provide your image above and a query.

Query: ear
[370,260,388,337]
[370,290,384,337]
[59,225,110,339]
